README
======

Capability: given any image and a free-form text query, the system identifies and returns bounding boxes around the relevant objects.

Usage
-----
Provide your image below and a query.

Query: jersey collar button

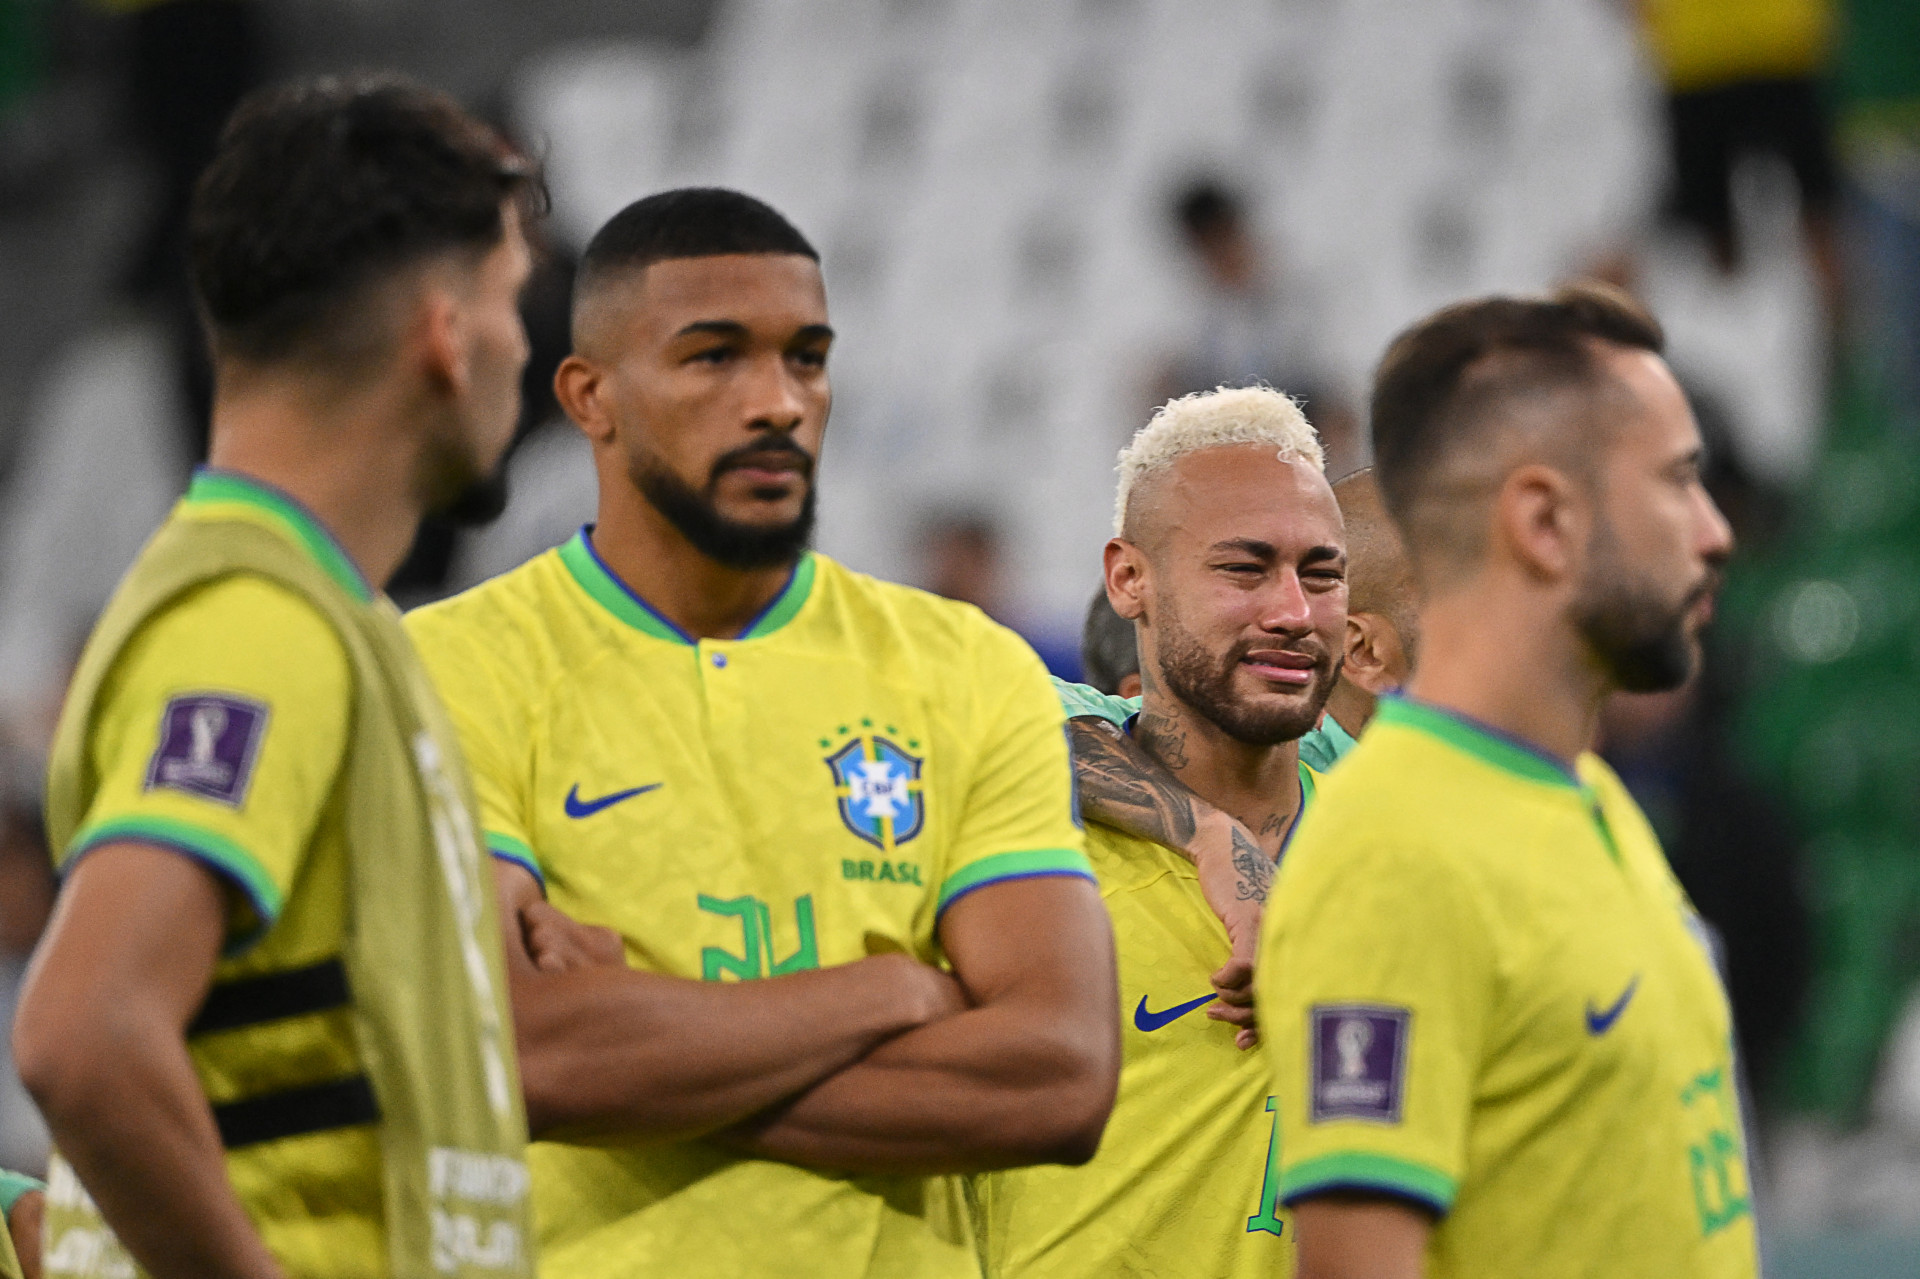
[711,651,728,669]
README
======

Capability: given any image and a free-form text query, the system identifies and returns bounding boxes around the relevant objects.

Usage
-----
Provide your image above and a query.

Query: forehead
[625,253,827,333]
[1596,346,1698,461]
[1152,445,1342,549]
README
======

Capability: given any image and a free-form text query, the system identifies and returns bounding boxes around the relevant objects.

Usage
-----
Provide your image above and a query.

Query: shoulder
[405,549,573,687]
[113,574,348,694]
[810,556,1046,680]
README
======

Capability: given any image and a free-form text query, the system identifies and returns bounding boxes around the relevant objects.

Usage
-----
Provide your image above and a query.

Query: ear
[554,354,613,446]
[1495,462,1586,583]
[1103,538,1149,621]
[415,286,469,400]
[1344,613,1408,696]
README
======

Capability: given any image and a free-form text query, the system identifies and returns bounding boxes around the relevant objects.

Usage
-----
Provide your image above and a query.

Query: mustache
[709,435,815,485]
[1227,636,1338,669]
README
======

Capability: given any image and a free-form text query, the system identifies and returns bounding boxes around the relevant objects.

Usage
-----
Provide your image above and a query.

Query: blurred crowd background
[0,0,1917,1266]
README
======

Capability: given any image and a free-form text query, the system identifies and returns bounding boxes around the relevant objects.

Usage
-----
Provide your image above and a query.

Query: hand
[10,1189,43,1279]
[522,901,627,973]
[861,951,971,1028]
[1207,958,1259,1051]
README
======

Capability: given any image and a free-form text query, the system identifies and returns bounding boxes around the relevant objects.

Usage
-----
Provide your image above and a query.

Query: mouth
[1239,649,1319,687]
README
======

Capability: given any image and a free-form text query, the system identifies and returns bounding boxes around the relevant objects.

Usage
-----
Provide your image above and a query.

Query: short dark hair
[1080,589,1140,697]
[578,188,817,285]
[189,73,539,364]
[1173,180,1241,241]
[1369,281,1665,557]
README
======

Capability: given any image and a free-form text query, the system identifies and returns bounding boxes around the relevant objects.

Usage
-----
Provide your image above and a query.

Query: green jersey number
[698,894,820,980]
[1247,1095,1286,1237]
[1680,1066,1752,1236]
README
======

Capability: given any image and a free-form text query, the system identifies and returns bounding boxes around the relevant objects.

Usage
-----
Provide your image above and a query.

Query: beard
[419,426,512,528]
[1571,521,1716,694]
[632,436,817,570]
[1153,599,1339,746]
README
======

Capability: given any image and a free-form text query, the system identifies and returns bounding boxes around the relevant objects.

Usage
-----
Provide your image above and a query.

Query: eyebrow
[1206,539,1347,566]
[671,320,837,343]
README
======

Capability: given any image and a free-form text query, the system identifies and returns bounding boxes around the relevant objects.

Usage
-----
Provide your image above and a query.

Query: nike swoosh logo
[1585,975,1640,1036]
[563,783,662,819]
[1133,992,1217,1032]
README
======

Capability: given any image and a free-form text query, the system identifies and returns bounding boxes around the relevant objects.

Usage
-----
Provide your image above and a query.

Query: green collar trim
[1376,696,1578,789]
[184,469,372,602]
[557,528,816,645]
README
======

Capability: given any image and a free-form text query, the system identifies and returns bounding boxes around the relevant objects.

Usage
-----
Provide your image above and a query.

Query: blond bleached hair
[1113,384,1324,536]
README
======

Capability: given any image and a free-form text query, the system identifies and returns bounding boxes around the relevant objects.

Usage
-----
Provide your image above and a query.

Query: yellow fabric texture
[406,539,1089,1279]
[0,1215,20,1279]
[1258,706,1757,1279]
[1641,0,1833,91]
[60,511,383,1275]
[976,806,1306,1278]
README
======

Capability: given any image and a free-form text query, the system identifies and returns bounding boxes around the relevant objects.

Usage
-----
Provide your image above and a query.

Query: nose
[743,350,808,434]
[1259,570,1314,634]
[1696,484,1735,567]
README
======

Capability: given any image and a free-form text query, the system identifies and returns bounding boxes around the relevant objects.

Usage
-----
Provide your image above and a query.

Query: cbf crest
[822,719,926,851]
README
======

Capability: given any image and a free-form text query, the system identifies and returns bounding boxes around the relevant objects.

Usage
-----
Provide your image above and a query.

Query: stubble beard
[1152,598,1338,746]
[1570,520,1711,694]
[630,443,817,571]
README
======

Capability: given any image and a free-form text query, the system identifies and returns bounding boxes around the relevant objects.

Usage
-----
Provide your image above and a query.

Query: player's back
[408,534,1089,1279]
[1260,699,1757,1279]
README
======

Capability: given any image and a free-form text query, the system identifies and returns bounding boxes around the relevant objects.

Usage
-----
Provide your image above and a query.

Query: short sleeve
[404,606,539,888]
[937,628,1094,918]
[1257,824,1496,1216]
[1051,676,1140,727]
[68,576,350,952]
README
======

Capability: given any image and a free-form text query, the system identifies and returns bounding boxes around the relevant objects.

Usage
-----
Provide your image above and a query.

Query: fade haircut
[1369,281,1664,572]
[1114,385,1323,537]
[190,74,539,365]
[572,188,817,339]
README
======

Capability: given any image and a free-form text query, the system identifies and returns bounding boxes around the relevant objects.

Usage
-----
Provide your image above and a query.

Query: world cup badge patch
[1310,1004,1411,1123]
[146,693,270,806]
[822,721,926,851]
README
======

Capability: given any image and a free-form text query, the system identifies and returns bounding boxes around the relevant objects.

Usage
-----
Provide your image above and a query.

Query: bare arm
[1066,717,1270,1041]
[494,863,967,1141]
[12,845,285,1279]
[9,1189,43,1279]
[1293,1196,1432,1279]
[723,875,1120,1175]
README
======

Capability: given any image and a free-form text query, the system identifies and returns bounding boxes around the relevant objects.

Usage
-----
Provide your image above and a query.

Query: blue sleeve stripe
[1278,1151,1457,1216]
[486,832,545,892]
[64,815,283,956]
[936,848,1096,917]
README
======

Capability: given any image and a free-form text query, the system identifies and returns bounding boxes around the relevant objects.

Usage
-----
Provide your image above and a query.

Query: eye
[791,347,829,370]
[691,346,735,366]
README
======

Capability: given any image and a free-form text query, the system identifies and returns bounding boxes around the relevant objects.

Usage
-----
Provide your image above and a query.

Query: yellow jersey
[406,531,1091,1279]
[1642,0,1832,91]
[976,765,1315,1279]
[52,472,383,1276]
[1258,698,1757,1279]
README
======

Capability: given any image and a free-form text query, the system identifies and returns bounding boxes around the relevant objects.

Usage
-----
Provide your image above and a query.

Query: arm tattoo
[1229,826,1274,903]
[1066,718,1199,846]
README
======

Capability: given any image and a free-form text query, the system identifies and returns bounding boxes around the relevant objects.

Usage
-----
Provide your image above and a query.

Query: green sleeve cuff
[937,848,1095,916]
[0,1171,42,1218]
[1051,677,1139,727]
[486,832,544,891]
[65,815,283,954]
[1280,1151,1457,1216]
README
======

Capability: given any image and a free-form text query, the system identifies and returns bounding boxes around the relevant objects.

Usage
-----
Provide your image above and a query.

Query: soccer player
[1,1171,41,1279]
[1258,284,1752,1279]
[12,77,540,1279]
[976,387,1342,1279]
[404,188,1118,1279]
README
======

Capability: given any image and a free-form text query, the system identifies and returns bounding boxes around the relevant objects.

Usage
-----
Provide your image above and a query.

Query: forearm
[22,1024,280,1279]
[9,1190,42,1279]
[727,993,1115,1175]
[515,956,945,1142]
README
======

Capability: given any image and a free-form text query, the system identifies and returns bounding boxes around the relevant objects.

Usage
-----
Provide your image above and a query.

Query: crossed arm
[501,863,1120,1171]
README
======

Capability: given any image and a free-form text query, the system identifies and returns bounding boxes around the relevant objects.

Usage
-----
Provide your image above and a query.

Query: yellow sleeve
[934,621,1092,918]
[1258,821,1496,1216]
[67,575,350,952]
[403,605,538,888]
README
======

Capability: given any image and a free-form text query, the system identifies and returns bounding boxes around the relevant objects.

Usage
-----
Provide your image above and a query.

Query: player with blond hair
[976,384,1342,1279]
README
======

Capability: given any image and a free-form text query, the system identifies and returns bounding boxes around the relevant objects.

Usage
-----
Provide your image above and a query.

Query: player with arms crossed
[1258,284,1753,1279]
[12,77,540,1279]
[976,387,1342,1278]
[405,188,1119,1279]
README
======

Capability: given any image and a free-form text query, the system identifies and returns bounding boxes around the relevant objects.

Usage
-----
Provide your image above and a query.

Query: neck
[590,464,795,640]
[1134,678,1304,855]
[1322,679,1375,740]
[1406,579,1607,765]
[206,374,429,592]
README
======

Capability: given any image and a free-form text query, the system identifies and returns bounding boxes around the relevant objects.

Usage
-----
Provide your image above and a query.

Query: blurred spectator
[1079,589,1140,699]
[917,510,1080,681]
[1158,178,1360,474]
[1636,0,1842,314]
[1835,0,1920,422]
